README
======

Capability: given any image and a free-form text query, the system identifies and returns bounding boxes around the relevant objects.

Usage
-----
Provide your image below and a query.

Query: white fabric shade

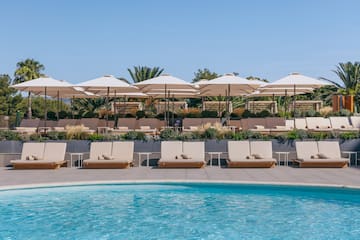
[198,74,264,96]
[133,74,195,92]
[263,73,332,89]
[77,75,139,94]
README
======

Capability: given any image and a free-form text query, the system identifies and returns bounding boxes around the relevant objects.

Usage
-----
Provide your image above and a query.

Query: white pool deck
[0,166,360,190]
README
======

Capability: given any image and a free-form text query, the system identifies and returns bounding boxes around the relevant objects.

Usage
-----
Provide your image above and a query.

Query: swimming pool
[0,183,359,239]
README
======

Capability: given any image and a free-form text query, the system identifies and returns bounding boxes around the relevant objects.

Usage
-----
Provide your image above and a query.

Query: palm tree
[127,66,164,83]
[13,59,45,118]
[322,62,360,112]
[72,98,108,118]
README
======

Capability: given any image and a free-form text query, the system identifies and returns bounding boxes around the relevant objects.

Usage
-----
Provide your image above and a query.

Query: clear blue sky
[1,0,359,84]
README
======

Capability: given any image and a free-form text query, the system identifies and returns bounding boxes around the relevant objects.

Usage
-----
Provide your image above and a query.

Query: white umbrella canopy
[133,74,195,92]
[198,73,264,96]
[77,75,141,126]
[11,77,83,96]
[263,72,332,89]
[76,75,139,94]
[11,77,87,122]
[248,89,313,97]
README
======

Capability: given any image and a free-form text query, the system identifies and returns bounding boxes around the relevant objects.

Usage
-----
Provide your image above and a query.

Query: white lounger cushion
[250,141,273,159]
[89,142,112,160]
[295,141,318,160]
[43,142,66,161]
[112,141,134,162]
[228,141,250,161]
[20,142,45,161]
[182,142,205,161]
[160,141,183,160]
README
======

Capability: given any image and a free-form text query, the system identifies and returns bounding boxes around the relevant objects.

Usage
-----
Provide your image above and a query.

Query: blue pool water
[0,183,359,240]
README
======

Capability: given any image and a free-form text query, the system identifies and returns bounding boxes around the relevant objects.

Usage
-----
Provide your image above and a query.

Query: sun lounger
[330,117,358,132]
[227,141,276,168]
[83,141,134,169]
[158,141,206,168]
[11,142,67,169]
[306,117,333,132]
[294,118,307,130]
[350,116,360,129]
[294,141,349,168]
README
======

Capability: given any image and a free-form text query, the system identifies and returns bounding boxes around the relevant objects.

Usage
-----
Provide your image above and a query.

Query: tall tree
[322,62,360,112]
[127,66,164,83]
[192,68,219,83]
[0,74,22,116]
[13,59,45,118]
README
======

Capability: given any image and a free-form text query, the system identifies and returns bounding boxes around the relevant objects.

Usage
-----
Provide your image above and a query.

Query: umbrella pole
[201,96,205,111]
[164,84,167,126]
[227,84,231,124]
[106,87,110,127]
[44,87,47,129]
[272,93,275,114]
[57,90,60,120]
[293,84,296,117]
[172,94,175,127]
[218,95,221,119]
[71,96,74,119]
[284,89,288,119]
[27,92,32,119]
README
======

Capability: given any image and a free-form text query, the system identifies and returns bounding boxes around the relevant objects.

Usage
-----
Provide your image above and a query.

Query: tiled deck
[1,166,360,189]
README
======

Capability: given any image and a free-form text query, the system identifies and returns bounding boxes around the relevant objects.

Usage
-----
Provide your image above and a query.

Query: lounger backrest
[80,118,99,130]
[246,118,267,129]
[182,142,204,160]
[285,119,295,129]
[350,116,360,128]
[20,142,45,160]
[295,141,318,160]
[43,142,66,161]
[38,120,58,128]
[294,118,307,130]
[317,141,341,159]
[183,118,203,128]
[250,141,273,159]
[19,118,41,128]
[117,118,137,129]
[227,120,241,129]
[57,119,79,127]
[161,141,183,159]
[329,117,352,129]
[138,118,159,129]
[265,117,285,128]
[305,117,322,129]
[89,142,112,160]
[201,118,220,125]
[227,141,250,160]
[111,141,134,161]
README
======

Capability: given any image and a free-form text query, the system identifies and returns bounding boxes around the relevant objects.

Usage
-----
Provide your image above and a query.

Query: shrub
[339,109,352,116]
[284,129,308,140]
[136,110,146,119]
[58,110,69,119]
[87,133,105,141]
[241,110,253,118]
[125,113,135,118]
[179,108,201,118]
[308,131,334,140]
[123,131,146,141]
[231,108,245,118]
[46,131,66,140]
[203,128,218,139]
[47,111,57,121]
[0,130,22,141]
[339,131,359,140]
[159,128,179,140]
[305,109,317,117]
[201,110,218,118]
[65,125,90,140]
[319,106,333,117]
[257,110,271,118]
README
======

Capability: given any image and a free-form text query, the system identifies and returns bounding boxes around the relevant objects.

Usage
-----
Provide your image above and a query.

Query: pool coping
[0,179,360,191]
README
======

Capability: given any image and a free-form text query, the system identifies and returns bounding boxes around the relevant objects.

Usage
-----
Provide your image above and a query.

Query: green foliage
[284,129,308,140]
[0,130,21,141]
[159,128,179,140]
[128,66,164,83]
[87,133,105,141]
[307,131,334,141]
[203,128,217,139]
[338,132,359,140]
[0,74,23,119]
[241,110,253,118]
[305,109,317,117]
[13,58,45,84]
[136,110,146,119]
[339,109,352,116]
[123,131,146,141]
[257,110,271,118]
[192,68,219,83]
[72,98,105,118]
[201,110,218,118]
[46,131,66,140]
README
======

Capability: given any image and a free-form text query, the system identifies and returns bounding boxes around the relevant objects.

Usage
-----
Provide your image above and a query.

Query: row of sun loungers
[10,140,350,169]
